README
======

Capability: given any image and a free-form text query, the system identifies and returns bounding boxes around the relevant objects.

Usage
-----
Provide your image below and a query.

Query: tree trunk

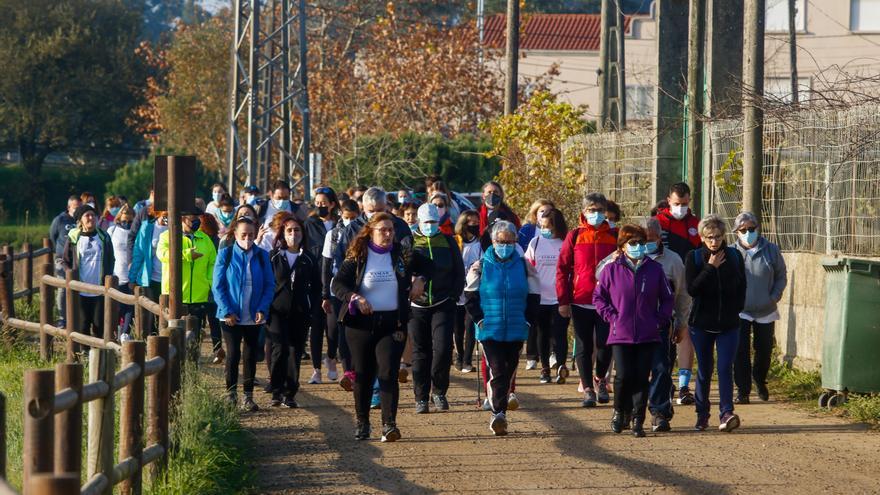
[19,139,49,209]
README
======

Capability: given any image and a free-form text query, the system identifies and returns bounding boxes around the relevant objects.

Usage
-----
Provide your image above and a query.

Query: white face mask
[342,218,353,227]
[670,205,688,220]
[236,239,254,251]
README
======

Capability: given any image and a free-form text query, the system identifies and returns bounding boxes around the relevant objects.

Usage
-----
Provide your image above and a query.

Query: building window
[626,85,654,120]
[766,0,805,32]
[851,0,880,32]
[765,77,811,104]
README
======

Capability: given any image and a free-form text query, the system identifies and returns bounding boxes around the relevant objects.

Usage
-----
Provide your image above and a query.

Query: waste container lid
[822,257,880,275]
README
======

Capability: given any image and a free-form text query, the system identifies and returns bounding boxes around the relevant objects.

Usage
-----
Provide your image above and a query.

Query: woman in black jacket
[331,213,413,442]
[685,214,747,433]
[268,212,322,408]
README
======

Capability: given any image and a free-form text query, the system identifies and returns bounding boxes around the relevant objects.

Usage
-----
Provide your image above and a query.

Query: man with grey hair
[331,187,413,273]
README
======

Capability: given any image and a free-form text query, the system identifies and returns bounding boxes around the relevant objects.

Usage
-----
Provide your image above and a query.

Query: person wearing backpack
[685,214,747,433]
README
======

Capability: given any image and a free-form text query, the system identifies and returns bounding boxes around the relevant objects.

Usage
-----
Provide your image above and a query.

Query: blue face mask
[218,211,234,226]
[645,241,659,255]
[494,243,514,259]
[540,228,553,239]
[739,230,758,246]
[586,211,605,226]
[607,220,616,229]
[109,206,121,217]
[409,223,418,233]
[212,192,222,203]
[420,222,439,237]
[626,243,647,260]
[271,199,290,210]
[246,195,258,206]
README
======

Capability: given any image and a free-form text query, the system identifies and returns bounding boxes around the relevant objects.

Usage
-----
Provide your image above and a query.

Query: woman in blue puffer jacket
[464,221,540,436]
[212,217,275,412]
[593,224,674,438]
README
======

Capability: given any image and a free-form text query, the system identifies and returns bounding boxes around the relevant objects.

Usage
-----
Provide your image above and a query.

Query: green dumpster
[820,257,880,402]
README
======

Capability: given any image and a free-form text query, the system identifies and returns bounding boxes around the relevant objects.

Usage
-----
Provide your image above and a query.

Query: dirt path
[203,353,880,494]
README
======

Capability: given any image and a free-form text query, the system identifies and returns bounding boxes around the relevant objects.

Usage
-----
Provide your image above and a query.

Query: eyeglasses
[626,240,646,246]
[737,227,757,233]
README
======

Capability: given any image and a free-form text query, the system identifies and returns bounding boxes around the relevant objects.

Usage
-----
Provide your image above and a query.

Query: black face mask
[466,225,480,238]
[317,206,330,218]
[188,218,201,232]
[485,193,502,208]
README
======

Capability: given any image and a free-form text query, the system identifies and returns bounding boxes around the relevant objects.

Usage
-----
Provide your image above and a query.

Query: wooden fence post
[54,363,83,478]
[23,369,54,493]
[161,320,184,399]
[102,275,118,343]
[146,335,170,482]
[86,348,115,495]
[0,253,14,319]
[23,242,33,305]
[39,263,55,361]
[42,238,53,268]
[65,269,76,362]
[119,341,145,495]
[27,473,80,495]
[1,391,6,481]
[158,294,169,333]
[133,286,145,341]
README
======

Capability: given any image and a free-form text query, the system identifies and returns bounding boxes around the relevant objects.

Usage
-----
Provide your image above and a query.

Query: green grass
[0,224,51,249]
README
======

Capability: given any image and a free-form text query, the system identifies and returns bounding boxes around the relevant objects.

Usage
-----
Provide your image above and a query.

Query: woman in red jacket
[556,193,618,407]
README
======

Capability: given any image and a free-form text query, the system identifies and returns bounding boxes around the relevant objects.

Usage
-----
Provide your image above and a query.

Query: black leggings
[328,297,352,371]
[311,302,338,368]
[537,304,570,370]
[453,305,476,368]
[408,300,455,402]
[482,340,522,414]
[735,319,775,395]
[268,311,309,398]
[76,295,104,349]
[572,305,612,387]
[612,343,656,419]
[222,323,261,394]
[346,312,405,426]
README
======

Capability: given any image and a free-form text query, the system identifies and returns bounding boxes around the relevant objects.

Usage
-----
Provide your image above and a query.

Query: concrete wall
[775,252,827,370]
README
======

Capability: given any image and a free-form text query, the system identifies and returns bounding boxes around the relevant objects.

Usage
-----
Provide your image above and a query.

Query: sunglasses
[315,187,334,195]
[737,227,757,233]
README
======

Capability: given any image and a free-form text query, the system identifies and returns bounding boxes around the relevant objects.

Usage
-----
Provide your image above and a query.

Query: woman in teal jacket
[128,209,168,301]
[212,217,276,412]
[464,220,540,436]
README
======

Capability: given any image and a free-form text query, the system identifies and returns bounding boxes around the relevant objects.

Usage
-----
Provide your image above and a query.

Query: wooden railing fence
[0,241,202,495]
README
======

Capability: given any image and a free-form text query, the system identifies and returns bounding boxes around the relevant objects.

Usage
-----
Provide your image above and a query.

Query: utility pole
[598,0,627,131]
[742,0,765,222]
[504,0,519,115]
[788,0,799,104]
[686,0,705,209]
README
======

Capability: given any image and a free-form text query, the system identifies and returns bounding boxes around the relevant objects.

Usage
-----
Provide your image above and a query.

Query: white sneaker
[326,358,338,381]
[119,332,132,344]
[525,359,537,371]
[507,393,519,411]
[577,379,585,394]
[308,369,322,384]
[490,412,508,436]
[549,353,558,369]
[461,365,473,373]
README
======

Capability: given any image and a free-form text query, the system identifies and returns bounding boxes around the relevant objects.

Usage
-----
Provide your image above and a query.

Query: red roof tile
[483,13,632,51]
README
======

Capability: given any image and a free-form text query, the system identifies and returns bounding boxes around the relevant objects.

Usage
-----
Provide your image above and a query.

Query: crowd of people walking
[49,177,787,441]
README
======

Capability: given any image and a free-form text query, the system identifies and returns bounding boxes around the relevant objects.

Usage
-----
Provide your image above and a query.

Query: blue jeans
[648,324,674,420]
[690,326,740,420]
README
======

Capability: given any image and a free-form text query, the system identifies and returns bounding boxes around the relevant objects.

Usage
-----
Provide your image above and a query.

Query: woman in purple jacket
[593,225,675,437]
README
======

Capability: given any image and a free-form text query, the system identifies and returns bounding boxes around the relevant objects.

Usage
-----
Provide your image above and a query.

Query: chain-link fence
[709,104,880,256]
[562,129,655,220]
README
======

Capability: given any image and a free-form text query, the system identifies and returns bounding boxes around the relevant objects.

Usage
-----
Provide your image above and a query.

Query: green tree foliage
[0,0,146,195]
[105,152,220,205]
[482,91,588,224]
[0,164,116,223]
[333,133,500,192]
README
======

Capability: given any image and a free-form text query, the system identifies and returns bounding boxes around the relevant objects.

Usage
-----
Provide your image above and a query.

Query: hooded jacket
[62,227,115,283]
[734,236,787,319]
[654,207,702,260]
[685,244,747,331]
[555,215,618,306]
[593,255,675,345]
[157,229,217,304]
[303,215,334,260]
[129,220,161,287]
[410,230,465,307]
[269,247,321,317]
[212,243,275,322]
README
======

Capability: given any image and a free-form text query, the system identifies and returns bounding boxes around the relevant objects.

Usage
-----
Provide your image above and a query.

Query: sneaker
[415,400,430,414]
[461,365,473,373]
[582,389,597,408]
[482,398,492,411]
[525,359,537,371]
[241,395,259,412]
[577,380,585,394]
[282,396,298,408]
[370,390,381,409]
[490,412,508,436]
[225,392,238,407]
[270,394,283,407]
[555,365,569,384]
[694,416,709,431]
[398,366,409,383]
[433,394,449,411]
[308,369,322,384]
[734,394,750,405]
[263,382,273,394]
[632,417,646,438]
[340,371,354,391]
[651,415,671,432]
[549,353,558,369]
[610,411,624,433]
[327,358,339,381]
[355,422,371,441]
[539,369,552,384]
[119,332,132,344]
[756,382,770,401]
[719,412,741,432]
[596,379,610,404]
[212,347,226,365]
[507,393,519,411]
[677,386,695,405]
[381,424,401,443]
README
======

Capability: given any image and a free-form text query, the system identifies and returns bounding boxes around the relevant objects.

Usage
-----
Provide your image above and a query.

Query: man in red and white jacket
[556,193,618,408]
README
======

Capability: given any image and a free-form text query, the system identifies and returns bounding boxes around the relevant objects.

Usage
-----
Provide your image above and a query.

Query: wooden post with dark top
[54,363,83,477]
[146,335,170,481]
[65,269,76,362]
[119,341,145,495]
[23,369,55,492]
[0,252,13,319]
[103,275,118,343]
[86,348,115,495]
[40,263,55,360]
